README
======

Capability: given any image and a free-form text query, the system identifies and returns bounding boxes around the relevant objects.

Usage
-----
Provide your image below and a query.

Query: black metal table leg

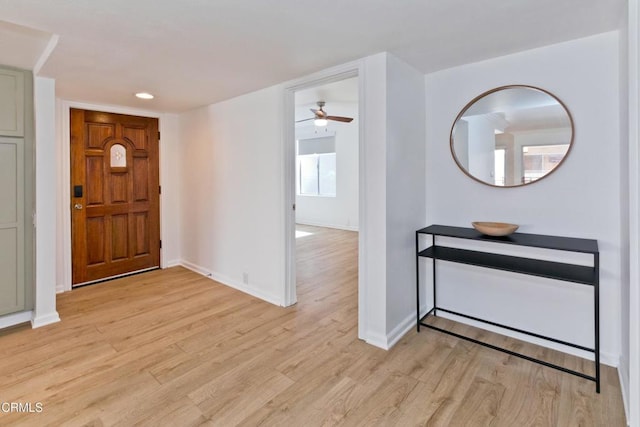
[595,252,600,393]
[416,231,420,332]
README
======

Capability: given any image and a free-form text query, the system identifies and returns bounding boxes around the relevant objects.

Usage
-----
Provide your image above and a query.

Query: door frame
[58,101,165,292]
[282,60,368,340]
[628,0,640,423]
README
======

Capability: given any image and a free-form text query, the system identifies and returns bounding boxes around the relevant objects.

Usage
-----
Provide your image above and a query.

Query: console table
[415,224,600,392]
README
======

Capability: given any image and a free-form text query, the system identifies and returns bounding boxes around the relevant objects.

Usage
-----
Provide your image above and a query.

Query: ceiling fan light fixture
[314,118,328,127]
[135,92,154,100]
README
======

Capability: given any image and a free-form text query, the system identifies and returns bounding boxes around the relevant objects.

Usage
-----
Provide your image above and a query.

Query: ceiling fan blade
[295,117,315,123]
[327,116,354,123]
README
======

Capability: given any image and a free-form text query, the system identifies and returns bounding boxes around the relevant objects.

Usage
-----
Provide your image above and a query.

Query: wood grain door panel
[71,109,160,285]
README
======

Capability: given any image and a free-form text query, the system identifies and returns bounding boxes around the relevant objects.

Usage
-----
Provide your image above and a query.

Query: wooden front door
[70,109,160,286]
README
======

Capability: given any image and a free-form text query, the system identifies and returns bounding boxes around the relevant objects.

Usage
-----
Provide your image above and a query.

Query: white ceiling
[463,87,571,132]
[295,77,359,107]
[0,0,626,113]
[0,20,52,71]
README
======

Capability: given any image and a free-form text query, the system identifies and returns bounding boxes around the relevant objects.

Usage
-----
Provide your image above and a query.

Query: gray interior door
[0,67,30,316]
[0,136,24,315]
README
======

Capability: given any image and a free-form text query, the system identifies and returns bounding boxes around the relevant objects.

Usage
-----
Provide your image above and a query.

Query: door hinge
[293,203,296,211]
[159,185,162,194]
[159,240,162,249]
[158,131,161,140]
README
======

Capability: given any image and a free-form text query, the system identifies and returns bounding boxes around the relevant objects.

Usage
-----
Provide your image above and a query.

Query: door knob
[74,203,83,210]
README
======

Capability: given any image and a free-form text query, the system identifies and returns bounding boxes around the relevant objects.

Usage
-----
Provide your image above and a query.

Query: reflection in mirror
[451,86,573,187]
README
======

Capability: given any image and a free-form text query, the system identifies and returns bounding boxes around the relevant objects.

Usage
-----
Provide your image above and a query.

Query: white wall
[322,53,427,349]
[424,32,622,365]
[178,85,285,305]
[32,76,59,327]
[620,0,632,422]
[159,114,181,267]
[385,53,426,342]
[295,102,359,231]
[627,0,640,424]
[175,53,425,349]
[358,53,388,346]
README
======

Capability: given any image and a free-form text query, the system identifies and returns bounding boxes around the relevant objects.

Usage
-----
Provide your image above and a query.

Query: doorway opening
[288,75,360,313]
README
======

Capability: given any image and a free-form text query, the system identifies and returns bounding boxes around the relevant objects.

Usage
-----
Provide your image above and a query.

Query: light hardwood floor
[0,225,626,426]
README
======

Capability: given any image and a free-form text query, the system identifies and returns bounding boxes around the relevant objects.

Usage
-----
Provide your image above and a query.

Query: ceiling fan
[296,101,354,125]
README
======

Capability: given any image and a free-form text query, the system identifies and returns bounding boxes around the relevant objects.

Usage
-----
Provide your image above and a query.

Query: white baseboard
[619,355,631,426]
[180,260,211,276]
[0,311,33,329]
[209,271,284,307]
[387,308,620,369]
[365,331,390,350]
[31,311,60,328]
[164,259,181,268]
[600,350,622,369]
[386,310,420,349]
[56,283,66,294]
[434,310,619,367]
[296,220,358,232]
[179,260,284,307]
[1,310,60,331]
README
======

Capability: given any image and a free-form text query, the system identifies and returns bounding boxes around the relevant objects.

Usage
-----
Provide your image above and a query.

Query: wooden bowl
[472,221,519,236]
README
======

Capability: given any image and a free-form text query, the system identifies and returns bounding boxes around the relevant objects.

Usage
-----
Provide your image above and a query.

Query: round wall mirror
[450,85,574,187]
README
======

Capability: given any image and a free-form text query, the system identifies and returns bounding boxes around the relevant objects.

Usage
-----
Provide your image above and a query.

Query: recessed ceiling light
[135,92,154,100]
